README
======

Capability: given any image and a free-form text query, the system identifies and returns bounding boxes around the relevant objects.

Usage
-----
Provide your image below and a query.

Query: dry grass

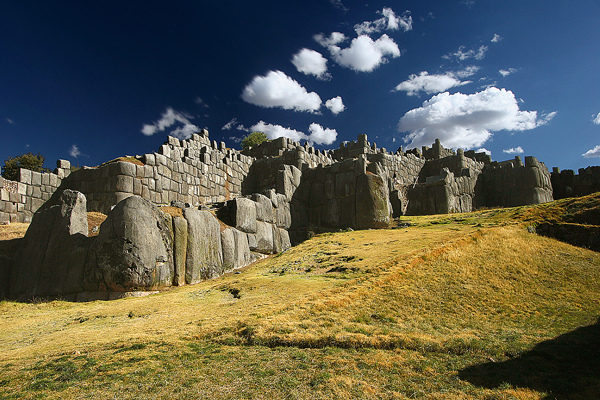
[159,206,183,218]
[1,196,599,399]
[0,223,28,241]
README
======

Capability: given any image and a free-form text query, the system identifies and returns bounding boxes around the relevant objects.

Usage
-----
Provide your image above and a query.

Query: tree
[1,153,49,181]
[241,131,268,150]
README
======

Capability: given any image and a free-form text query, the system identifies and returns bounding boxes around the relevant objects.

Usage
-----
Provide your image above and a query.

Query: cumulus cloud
[222,118,238,130]
[241,70,322,112]
[354,7,412,35]
[398,87,553,149]
[141,107,199,139]
[249,121,338,145]
[443,45,488,61]
[291,48,330,80]
[583,145,600,158]
[308,123,338,145]
[593,112,600,125]
[317,33,400,72]
[499,68,518,77]
[476,148,492,156]
[69,144,81,158]
[503,146,524,155]
[325,96,346,114]
[393,71,473,96]
[491,34,502,43]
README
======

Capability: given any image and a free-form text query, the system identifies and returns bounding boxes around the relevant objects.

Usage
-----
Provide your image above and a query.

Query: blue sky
[1,1,599,172]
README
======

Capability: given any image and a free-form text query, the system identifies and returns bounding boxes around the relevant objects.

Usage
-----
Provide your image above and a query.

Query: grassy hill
[1,194,599,399]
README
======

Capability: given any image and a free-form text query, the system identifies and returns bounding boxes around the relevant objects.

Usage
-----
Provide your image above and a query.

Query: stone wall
[474,156,554,208]
[551,166,600,199]
[0,161,71,223]
[60,130,254,214]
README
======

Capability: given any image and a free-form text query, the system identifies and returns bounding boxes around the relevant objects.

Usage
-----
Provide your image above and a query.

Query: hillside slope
[1,195,599,399]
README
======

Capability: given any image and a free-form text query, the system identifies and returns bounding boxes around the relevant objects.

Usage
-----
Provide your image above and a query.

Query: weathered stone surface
[172,216,188,286]
[220,197,257,233]
[252,193,274,223]
[184,208,223,283]
[10,190,90,300]
[253,221,274,254]
[85,196,174,292]
[355,173,391,229]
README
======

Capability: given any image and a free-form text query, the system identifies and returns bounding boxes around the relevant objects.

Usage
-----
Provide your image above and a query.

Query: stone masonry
[2,129,568,300]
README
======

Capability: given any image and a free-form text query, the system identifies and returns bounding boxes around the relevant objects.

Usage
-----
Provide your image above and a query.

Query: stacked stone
[407,167,480,215]
[421,139,456,160]
[290,155,390,235]
[330,134,379,161]
[62,130,254,214]
[551,166,600,199]
[217,191,292,255]
[367,152,425,187]
[418,151,483,183]
[475,156,553,207]
[464,150,492,165]
[0,160,70,223]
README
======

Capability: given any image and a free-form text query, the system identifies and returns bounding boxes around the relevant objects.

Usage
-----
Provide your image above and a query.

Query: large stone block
[10,190,90,300]
[173,216,188,286]
[184,209,223,283]
[84,196,174,293]
[355,173,391,229]
[253,221,274,254]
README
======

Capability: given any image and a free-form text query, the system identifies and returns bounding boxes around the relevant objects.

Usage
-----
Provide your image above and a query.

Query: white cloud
[593,112,600,125]
[308,123,338,145]
[250,121,306,142]
[6,118,14,125]
[222,118,238,130]
[398,87,552,149]
[228,136,242,144]
[325,96,346,114]
[170,123,199,140]
[69,144,81,158]
[141,107,199,139]
[454,65,480,78]
[476,148,492,156]
[291,48,330,80]
[491,34,502,43]
[583,145,600,158]
[354,7,412,35]
[443,45,488,61]
[393,71,472,96]
[314,32,347,48]
[503,146,524,155]
[249,121,338,145]
[241,70,322,112]
[319,34,401,72]
[499,68,518,77]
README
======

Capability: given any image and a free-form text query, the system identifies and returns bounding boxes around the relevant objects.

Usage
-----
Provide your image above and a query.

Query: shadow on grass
[459,318,600,399]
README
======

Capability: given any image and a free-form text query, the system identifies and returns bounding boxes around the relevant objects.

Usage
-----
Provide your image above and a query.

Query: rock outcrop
[10,190,90,300]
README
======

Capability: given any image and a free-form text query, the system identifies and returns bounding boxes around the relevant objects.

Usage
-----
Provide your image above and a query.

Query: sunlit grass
[1,195,599,399]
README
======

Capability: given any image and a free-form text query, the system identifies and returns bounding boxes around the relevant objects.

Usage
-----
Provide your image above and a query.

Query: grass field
[1,195,599,399]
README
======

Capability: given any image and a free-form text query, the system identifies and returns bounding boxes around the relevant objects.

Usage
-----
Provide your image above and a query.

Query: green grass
[1,194,599,399]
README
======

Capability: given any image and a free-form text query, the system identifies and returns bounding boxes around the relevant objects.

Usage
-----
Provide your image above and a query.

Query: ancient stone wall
[474,156,554,208]
[0,161,71,223]
[60,130,254,214]
[551,166,600,199]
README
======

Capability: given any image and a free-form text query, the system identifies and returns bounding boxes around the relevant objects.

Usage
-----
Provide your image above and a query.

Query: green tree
[1,152,49,181]
[241,131,268,150]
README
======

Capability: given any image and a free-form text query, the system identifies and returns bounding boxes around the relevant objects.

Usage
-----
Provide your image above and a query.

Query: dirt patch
[87,212,107,237]
[160,206,183,218]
